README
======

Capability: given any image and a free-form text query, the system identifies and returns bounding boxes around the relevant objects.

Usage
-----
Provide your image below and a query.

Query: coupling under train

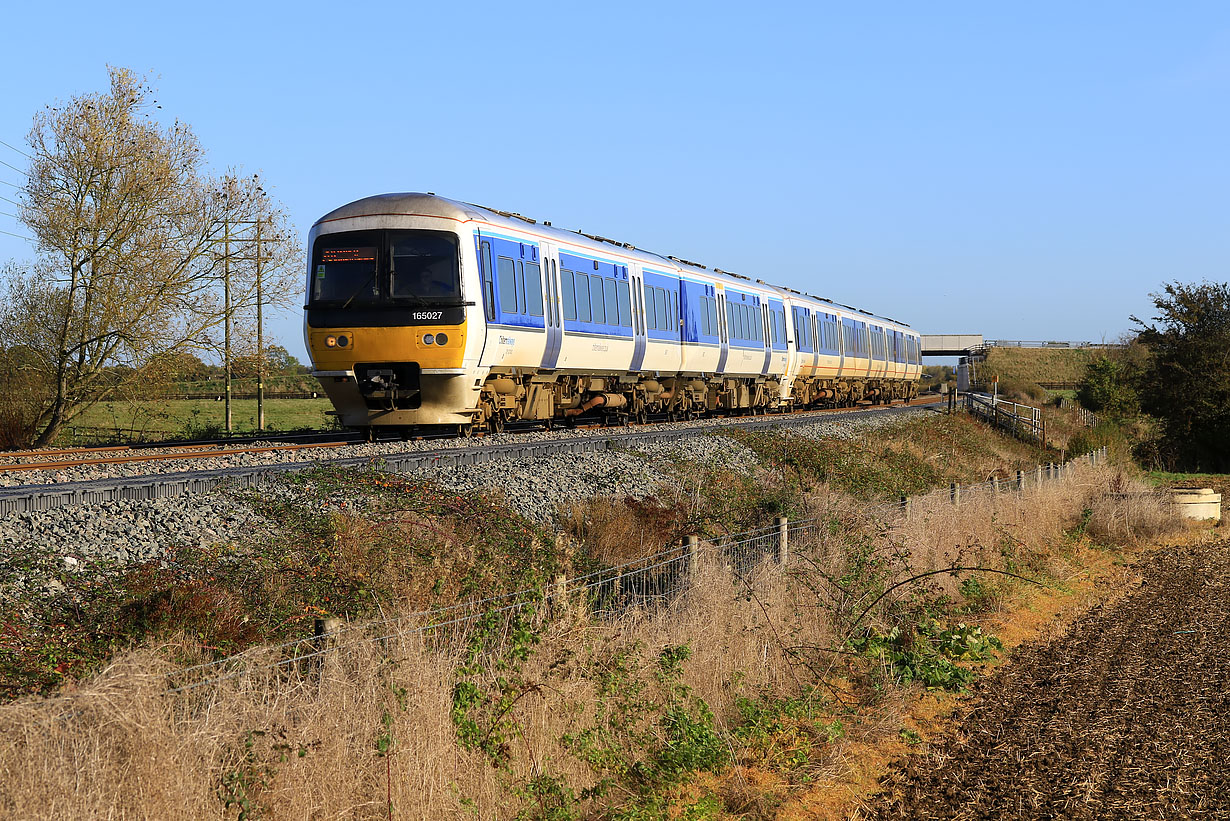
[305,193,922,434]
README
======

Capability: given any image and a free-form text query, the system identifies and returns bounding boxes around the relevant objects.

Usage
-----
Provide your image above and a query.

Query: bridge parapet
[921,334,984,356]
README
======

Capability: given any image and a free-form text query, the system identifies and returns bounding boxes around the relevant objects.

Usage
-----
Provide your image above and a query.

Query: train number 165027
[412,311,445,321]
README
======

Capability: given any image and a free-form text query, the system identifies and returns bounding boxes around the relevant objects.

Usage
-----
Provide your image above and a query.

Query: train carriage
[305,193,921,434]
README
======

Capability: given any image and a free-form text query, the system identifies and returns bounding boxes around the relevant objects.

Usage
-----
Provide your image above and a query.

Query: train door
[836,315,846,374]
[540,242,563,369]
[716,289,729,373]
[629,265,647,372]
[760,302,772,375]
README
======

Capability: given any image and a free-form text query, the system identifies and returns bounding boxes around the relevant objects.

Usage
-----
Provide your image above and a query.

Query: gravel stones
[0,406,935,576]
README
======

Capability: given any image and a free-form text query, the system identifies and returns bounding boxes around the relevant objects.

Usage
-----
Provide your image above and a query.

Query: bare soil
[869,540,1230,819]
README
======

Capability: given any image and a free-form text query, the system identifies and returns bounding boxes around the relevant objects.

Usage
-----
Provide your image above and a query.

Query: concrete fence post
[313,617,342,672]
[1016,470,1025,491]
[991,476,1000,495]
[900,495,911,521]
[685,534,700,579]
[951,482,961,507]
[775,516,789,564]
[552,572,569,613]
[1036,464,1043,488]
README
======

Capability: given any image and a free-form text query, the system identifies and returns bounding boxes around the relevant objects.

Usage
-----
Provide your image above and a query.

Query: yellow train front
[305,194,486,433]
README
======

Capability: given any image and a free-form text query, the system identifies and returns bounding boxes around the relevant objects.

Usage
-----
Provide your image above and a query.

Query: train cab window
[617,280,632,327]
[390,231,460,301]
[524,262,544,317]
[575,274,592,322]
[561,270,577,320]
[311,230,381,304]
[497,257,518,313]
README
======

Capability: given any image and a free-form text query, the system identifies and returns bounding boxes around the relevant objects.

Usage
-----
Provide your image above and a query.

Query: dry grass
[0,463,1185,819]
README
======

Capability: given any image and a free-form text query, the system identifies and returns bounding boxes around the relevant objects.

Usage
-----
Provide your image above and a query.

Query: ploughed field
[872,540,1230,819]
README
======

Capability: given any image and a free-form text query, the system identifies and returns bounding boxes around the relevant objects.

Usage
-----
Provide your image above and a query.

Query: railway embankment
[0,406,1196,818]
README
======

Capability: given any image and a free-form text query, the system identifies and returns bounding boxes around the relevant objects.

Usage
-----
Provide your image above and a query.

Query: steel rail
[0,398,943,515]
[0,441,353,473]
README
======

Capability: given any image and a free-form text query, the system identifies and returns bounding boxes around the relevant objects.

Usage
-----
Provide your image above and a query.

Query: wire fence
[161,446,1112,697]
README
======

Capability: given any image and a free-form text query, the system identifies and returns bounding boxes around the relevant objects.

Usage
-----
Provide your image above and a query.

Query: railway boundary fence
[160,446,1111,697]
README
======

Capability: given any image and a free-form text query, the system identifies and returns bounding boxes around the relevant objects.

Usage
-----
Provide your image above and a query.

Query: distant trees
[0,67,302,446]
[1131,281,1230,472]
[1076,281,1230,471]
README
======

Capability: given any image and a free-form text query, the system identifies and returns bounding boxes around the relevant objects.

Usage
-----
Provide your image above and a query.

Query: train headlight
[325,335,338,348]
[337,335,350,348]
[423,333,435,345]
[435,332,448,346]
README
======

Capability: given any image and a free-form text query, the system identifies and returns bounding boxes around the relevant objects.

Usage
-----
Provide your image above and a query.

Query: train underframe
[325,365,917,436]
[469,370,917,434]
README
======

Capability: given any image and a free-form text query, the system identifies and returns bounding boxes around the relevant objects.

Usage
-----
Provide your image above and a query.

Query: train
[305,193,922,435]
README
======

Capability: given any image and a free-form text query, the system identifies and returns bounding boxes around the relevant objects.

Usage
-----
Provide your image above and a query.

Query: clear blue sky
[2,1,1228,363]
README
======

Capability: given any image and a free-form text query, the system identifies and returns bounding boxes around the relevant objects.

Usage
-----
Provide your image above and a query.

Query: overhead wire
[0,139,31,159]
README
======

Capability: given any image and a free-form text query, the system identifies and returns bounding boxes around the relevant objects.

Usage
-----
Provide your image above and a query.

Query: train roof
[313,193,912,330]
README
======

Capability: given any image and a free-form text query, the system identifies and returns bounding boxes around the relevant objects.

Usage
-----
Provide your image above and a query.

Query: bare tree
[0,67,301,446]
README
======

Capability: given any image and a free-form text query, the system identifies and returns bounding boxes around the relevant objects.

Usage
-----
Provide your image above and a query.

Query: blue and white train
[305,193,921,434]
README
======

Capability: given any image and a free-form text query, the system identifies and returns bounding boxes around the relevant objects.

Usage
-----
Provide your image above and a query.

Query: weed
[849,621,1002,691]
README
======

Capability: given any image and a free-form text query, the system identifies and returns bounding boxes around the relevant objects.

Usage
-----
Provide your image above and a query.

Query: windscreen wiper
[341,271,380,310]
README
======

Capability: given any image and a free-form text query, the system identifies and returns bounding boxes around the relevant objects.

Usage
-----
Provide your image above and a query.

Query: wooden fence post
[1016,470,1025,491]
[685,534,699,579]
[775,516,789,564]
[313,617,341,673]
[950,482,961,507]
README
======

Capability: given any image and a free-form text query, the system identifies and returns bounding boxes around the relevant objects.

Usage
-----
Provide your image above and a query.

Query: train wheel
[458,423,473,438]
[489,413,505,435]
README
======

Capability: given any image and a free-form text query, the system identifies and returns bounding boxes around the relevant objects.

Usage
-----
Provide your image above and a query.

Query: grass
[62,397,337,443]
[981,347,1096,386]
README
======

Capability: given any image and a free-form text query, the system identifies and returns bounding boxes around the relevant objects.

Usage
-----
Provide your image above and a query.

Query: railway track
[0,397,943,515]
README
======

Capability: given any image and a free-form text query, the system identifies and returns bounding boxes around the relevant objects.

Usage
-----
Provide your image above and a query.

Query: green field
[64,398,339,444]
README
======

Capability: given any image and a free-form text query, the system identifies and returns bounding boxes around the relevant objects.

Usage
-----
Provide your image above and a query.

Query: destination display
[321,247,377,263]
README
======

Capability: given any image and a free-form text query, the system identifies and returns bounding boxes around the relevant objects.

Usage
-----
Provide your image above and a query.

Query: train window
[390,231,461,301]
[591,276,606,324]
[497,257,517,314]
[670,290,678,332]
[481,242,495,320]
[516,261,528,314]
[311,230,381,304]
[617,280,632,327]
[602,278,617,325]
[524,261,543,317]
[700,298,711,336]
[644,286,656,330]
[707,298,718,339]
[561,271,576,321]
[653,287,667,331]
[576,274,592,322]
